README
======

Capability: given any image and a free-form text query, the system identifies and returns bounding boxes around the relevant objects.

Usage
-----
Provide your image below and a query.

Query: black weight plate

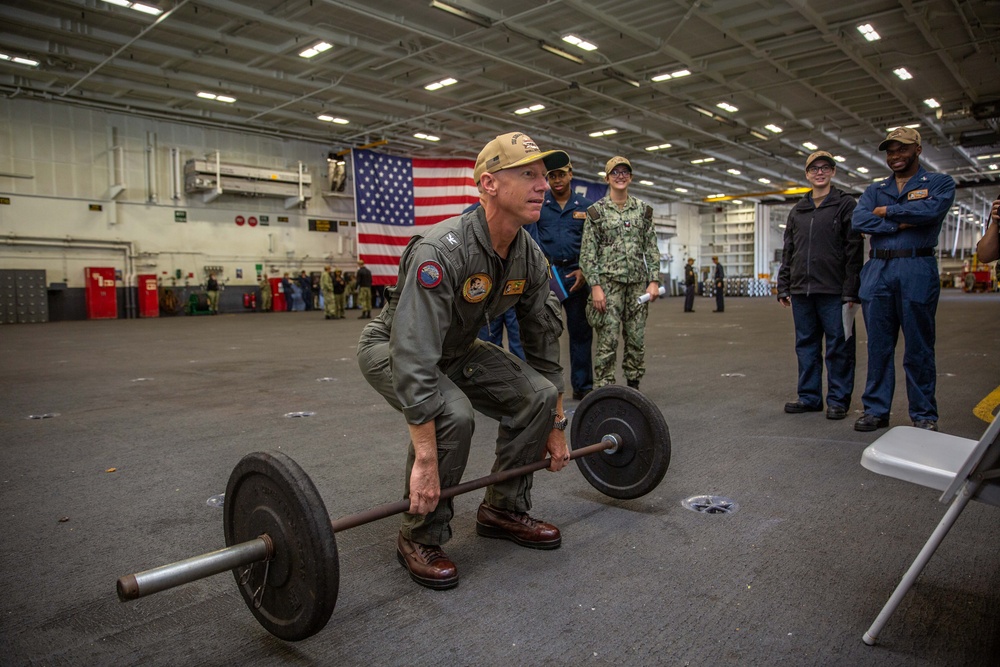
[224,451,338,641]
[570,385,671,499]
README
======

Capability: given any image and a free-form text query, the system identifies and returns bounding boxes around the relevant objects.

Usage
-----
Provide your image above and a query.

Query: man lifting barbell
[357,132,573,590]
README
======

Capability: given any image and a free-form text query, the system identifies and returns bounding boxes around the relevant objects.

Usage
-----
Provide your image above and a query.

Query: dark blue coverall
[851,166,956,423]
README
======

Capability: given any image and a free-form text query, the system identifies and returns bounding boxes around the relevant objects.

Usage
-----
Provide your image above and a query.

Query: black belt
[869,247,935,259]
[551,258,578,267]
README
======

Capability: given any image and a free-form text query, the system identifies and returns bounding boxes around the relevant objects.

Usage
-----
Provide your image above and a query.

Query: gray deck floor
[2,291,999,666]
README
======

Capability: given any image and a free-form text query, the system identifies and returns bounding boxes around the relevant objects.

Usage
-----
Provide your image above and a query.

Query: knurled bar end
[117,574,139,602]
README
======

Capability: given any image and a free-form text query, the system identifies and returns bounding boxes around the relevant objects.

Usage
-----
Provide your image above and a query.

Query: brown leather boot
[396,533,459,590]
[476,502,561,550]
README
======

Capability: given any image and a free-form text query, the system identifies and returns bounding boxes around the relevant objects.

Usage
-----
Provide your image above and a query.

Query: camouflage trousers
[586,281,649,388]
[357,286,372,312]
[323,289,336,317]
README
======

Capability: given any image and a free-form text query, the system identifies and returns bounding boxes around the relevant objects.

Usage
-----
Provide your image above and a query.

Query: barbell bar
[115,385,671,641]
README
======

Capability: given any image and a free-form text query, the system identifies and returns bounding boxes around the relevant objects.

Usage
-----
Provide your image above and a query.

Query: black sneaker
[912,420,938,431]
[626,379,640,390]
[784,401,822,414]
[854,414,889,432]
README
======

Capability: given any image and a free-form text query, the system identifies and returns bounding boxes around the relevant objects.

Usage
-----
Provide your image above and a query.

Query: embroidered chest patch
[572,211,587,219]
[462,273,492,303]
[907,189,929,200]
[416,261,443,289]
[503,280,526,296]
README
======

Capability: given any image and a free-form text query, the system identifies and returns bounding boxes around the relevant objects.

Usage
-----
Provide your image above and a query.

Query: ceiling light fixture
[424,77,458,91]
[413,133,440,142]
[0,53,40,67]
[588,129,618,137]
[674,187,689,193]
[689,104,714,118]
[727,168,741,175]
[885,123,920,132]
[691,157,715,164]
[802,141,818,150]
[856,167,869,173]
[429,0,492,27]
[716,102,738,113]
[924,98,941,109]
[758,178,771,184]
[893,67,913,80]
[514,104,545,115]
[857,23,881,41]
[604,68,641,88]
[639,180,654,186]
[765,124,783,134]
[299,42,333,59]
[749,130,769,140]
[562,34,598,51]
[197,91,236,103]
[645,143,672,151]
[834,155,846,162]
[101,0,163,15]
[540,43,584,64]
[317,115,349,124]
[651,69,691,82]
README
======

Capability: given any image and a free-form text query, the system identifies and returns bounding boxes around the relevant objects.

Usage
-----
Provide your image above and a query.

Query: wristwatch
[553,416,568,431]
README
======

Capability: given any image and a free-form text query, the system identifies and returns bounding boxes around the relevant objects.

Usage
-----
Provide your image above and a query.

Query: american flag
[354,149,478,285]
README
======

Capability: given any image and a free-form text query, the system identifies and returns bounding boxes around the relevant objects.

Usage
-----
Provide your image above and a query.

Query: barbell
[115,385,671,641]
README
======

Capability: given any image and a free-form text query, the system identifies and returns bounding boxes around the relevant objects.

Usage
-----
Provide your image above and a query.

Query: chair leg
[862,480,978,645]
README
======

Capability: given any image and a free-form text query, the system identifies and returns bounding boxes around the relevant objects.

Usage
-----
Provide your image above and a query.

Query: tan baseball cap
[605,156,632,174]
[878,127,921,151]
[805,150,835,170]
[548,162,573,174]
[473,132,569,184]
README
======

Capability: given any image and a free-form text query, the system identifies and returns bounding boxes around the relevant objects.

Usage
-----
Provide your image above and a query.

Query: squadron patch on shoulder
[907,189,929,201]
[443,232,461,249]
[503,280,526,296]
[462,273,492,303]
[417,261,443,289]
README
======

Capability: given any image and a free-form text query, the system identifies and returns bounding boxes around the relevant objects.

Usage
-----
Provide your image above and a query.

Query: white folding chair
[859,417,1000,645]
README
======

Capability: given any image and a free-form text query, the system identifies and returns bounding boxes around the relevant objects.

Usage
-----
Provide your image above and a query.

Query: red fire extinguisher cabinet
[85,267,117,319]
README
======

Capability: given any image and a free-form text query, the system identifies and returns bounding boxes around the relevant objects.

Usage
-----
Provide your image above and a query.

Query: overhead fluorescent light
[727,168,741,175]
[674,187,689,193]
[716,102,738,113]
[802,141,819,150]
[645,143,672,151]
[765,124,783,133]
[540,43,584,64]
[197,92,236,104]
[856,167,869,174]
[731,200,743,205]
[857,23,881,41]
[562,34,597,51]
[707,194,727,200]
[514,104,545,115]
[424,77,458,91]
[317,115,349,124]
[639,180,654,186]
[834,155,846,162]
[588,129,618,137]
[749,129,769,140]
[102,1,163,15]
[299,42,333,59]
[989,164,998,170]
[651,69,690,82]
[885,123,920,132]
[429,0,492,27]
[893,67,913,80]
[691,157,715,164]
[689,104,714,118]
[758,178,771,184]
[413,133,440,142]
[923,98,941,109]
[0,53,40,67]
[975,153,1000,160]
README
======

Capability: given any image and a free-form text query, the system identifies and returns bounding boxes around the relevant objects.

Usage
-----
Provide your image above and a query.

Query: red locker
[85,267,117,319]
[137,274,159,318]
[270,277,287,312]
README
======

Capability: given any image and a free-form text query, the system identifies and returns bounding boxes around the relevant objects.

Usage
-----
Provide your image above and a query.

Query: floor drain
[682,495,739,514]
